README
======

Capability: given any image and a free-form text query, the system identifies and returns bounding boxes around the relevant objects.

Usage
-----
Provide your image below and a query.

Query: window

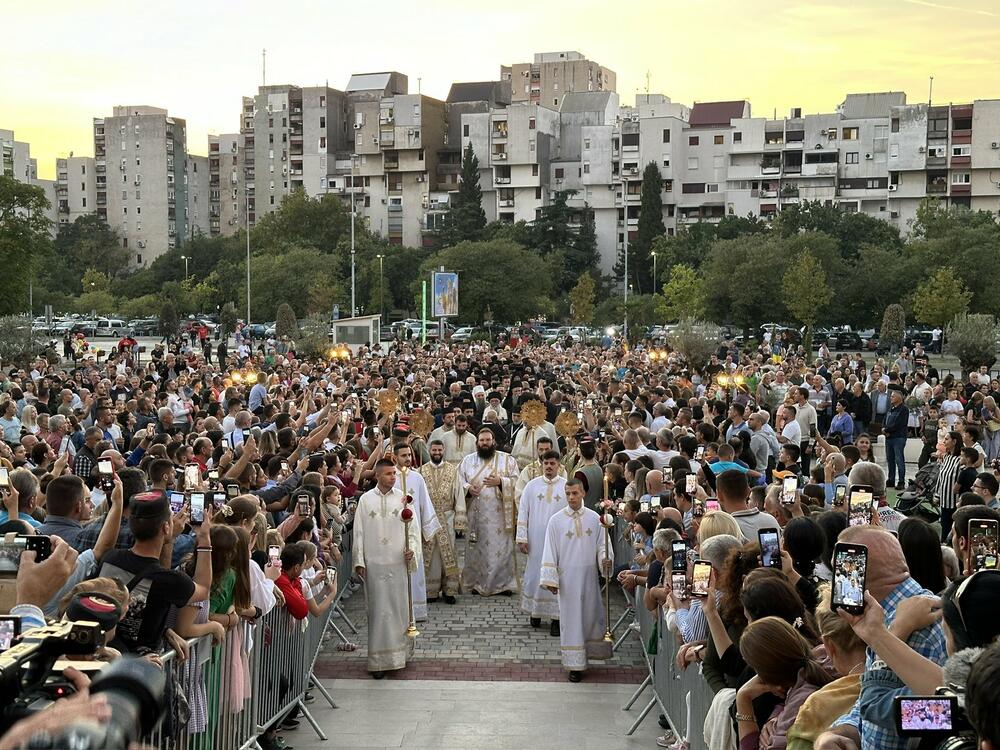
[535,186,542,199]
[952,172,971,184]
[122,207,128,215]
[687,157,699,170]
[81,164,86,174]
[583,162,590,174]
[733,131,742,143]
[268,117,273,127]
[136,158,141,166]
[319,136,327,149]
[891,118,900,133]
[874,125,888,138]
[555,167,565,179]
[842,127,859,140]
[584,138,591,150]
[270,195,275,205]
[135,190,140,199]
[529,117,536,130]
[319,95,325,107]
[319,116,326,128]
[82,198,87,208]
[662,159,670,168]
[662,129,670,143]
[689,136,699,146]
[706,183,719,193]
[532,164,539,176]
[136,206,141,215]
[713,155,724,169]
[714,135,724,145]
[890,143,899,158]
[122,190,128,200]
[952,144,971,157]
[553,98,558,106]
[121,141,126,151]
[553,82,558,91]
[845,152,860,164]
[529,140,535,152]
[463,124,469,137]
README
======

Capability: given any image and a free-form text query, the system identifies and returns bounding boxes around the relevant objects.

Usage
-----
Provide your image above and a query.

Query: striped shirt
[935,454,962,509]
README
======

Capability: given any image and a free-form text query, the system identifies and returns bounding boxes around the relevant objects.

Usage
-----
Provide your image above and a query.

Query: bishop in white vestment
[394,444,441,621]
[456,427,520,595]
[516,454,567,623]
[540,479,614,680]
[353,461,419,676]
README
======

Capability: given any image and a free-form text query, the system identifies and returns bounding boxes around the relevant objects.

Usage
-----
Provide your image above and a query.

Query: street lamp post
[245,190,251,326]
[376,253,386,322]
[622,173,629,341]
[350,157,357,318]
[180,255,189,280]
[651,250,657,291]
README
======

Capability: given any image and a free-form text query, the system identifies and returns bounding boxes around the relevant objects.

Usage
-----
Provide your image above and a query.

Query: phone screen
[242,429,252,444]
[226,484,239,499]
[213,492,227,509]
[268,545,281,567]
[781,475,797,505]
[705,499,720,512]
[208,469,219,482]
[648,496,661,510]
[639,501,650,513]
[326,566,337,586]
[695,445,705,460]
[168,491,185,514]
[685,474,697,494]
[759,529,781,568]
[281,461,289,474]
[671,572,687,600]
[691,561,712,597]
[297,497,311,516]
[0,616,20,651]
[834,484,848,507]
[671,541,687,571]
[190,492,205,525]
[848,486,874,526]
[969,519,999,571]
[896,696,955,734]
[185,464,201,491]
[0,466,11,489]
[98,459,114,476]
[831,543,868,614]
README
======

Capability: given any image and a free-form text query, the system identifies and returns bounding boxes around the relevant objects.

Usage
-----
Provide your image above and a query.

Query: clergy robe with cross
[395,467,441,621]
[352,485,420,673]
[515,474,567,619]
[539,506,614,670]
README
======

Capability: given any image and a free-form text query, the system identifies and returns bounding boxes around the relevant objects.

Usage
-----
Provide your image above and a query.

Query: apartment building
[93,105,189,265]
[239,84,350,226]
[502,51,616,108]
[186,154,211,238]
[54,156,96,228]
[1,128,58,229]
[888,99,1000,227]
[208,133,244,236]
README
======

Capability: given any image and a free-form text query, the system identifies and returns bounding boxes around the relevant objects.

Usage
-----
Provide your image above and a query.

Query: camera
[895,686,976,750]
[0,621,167,748]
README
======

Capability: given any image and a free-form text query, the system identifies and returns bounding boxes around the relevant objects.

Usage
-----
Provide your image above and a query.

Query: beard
[476,445,496,461]
[430,455,443,465]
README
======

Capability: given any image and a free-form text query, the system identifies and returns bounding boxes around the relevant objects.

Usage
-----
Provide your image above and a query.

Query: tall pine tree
[632,161,665,295]
[439,142,487,247]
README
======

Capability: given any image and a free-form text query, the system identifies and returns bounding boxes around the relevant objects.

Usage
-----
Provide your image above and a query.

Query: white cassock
[456,449,520,595]
[352,485,419,673]
[539,506,614,671]
[440,429,476,465]
[396,467,441,621]
[515,461,567,506]
[511,422,558,469]
[515,474,567,619]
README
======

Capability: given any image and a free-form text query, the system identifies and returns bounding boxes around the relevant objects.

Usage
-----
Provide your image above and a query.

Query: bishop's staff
[401,497,419,639]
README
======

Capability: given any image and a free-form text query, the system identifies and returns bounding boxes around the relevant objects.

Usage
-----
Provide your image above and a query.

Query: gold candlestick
[403,516,420,639]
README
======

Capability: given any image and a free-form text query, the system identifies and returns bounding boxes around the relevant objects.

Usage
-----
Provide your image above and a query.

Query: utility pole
[622,173,629,341]
[245,190,251,325]
[262,48,266,87]
[350,156,357,318]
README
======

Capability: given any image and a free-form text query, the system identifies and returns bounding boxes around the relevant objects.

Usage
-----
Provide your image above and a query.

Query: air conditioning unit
[137,240,146,248]
[819,129,828,136]
[890,211,900,219]
[865,154,873,160]
[134,177,141,185]
[380,198,387,204]
[888,184,898,192]
[814,144,823,149]
[228,218,237,225]
[992,142,999,149]
[373,138,379,145]
[930,146,946,157]
[415,175,426,182]
[918,146,926,153]
[827,131,836,140]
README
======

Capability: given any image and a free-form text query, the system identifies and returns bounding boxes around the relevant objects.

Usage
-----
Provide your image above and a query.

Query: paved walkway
[282,679,665,749]
[316,537,649,682]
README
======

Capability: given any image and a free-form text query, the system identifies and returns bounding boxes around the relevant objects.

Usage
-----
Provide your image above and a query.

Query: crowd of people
[0,327,998,750]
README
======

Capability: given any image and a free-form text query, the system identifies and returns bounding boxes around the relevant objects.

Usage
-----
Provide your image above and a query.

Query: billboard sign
[432,272,458,318]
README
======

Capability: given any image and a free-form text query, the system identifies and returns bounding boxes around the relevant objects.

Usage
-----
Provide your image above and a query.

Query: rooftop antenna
[928,75,934,106]
[645,69,651,95]
[262,48,266,87]
[418,77,422,95]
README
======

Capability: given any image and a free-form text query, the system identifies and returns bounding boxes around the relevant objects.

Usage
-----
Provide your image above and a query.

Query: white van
[94,318,128,337]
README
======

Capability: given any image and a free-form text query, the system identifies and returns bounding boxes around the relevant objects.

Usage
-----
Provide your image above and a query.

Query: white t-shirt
[781,419,802,446]
[941,399,964,426]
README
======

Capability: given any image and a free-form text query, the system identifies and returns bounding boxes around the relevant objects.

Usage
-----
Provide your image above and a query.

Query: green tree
[568,273,596,325]
[275,302,298,339]
[702,234,788,333]
[248,247,341,321]
[56,214,127,280]
[773,199,901,259]
[573,205,599,278]
[618,162,665,295]
[912,268,972,329]
[0,315,45,366]
[307,277,343,316]
[439,142,486,247]
[416,240,551,324]
[296,314,333,358]
[159,300,179,337]
[782,251,832,352]
[251,190,352,254]
[667,319,722,368]
[624,294,663,339]
[0,175,52,315]
[219,302,239,338]
[880,304,906,353]
[657,264,705,321]
[946,313,998,376]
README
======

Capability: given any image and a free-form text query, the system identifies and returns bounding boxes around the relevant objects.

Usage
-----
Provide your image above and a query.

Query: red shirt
[275,571,308,620]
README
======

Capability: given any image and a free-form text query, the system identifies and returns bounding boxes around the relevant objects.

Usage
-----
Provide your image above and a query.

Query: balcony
[290,168,303,176]
[494,176,511,185]
[498,198,514,207]
[926,180,948,194]
[493,151,507,161]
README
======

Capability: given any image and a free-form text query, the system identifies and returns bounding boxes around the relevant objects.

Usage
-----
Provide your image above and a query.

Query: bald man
[816,526,948,750]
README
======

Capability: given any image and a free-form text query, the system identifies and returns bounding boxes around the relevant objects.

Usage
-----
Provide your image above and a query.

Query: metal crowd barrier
[142,556,346,749]
[621,584,717,749]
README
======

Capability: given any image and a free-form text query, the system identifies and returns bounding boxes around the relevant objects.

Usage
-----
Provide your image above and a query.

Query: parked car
[904,329,934,348]
[833,330,863,351]
[93,318,128,337]
[129,318,160,336]
[451,326,476,343]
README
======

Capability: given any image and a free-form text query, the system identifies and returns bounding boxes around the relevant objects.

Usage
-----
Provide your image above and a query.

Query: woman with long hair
[897,517,947,594]
[736,617,834,750]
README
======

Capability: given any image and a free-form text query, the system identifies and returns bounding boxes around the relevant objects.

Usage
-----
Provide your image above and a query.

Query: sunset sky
[5,0,999,179]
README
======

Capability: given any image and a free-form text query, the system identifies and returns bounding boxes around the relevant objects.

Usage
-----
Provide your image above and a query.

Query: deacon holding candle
[353,459,419,679]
